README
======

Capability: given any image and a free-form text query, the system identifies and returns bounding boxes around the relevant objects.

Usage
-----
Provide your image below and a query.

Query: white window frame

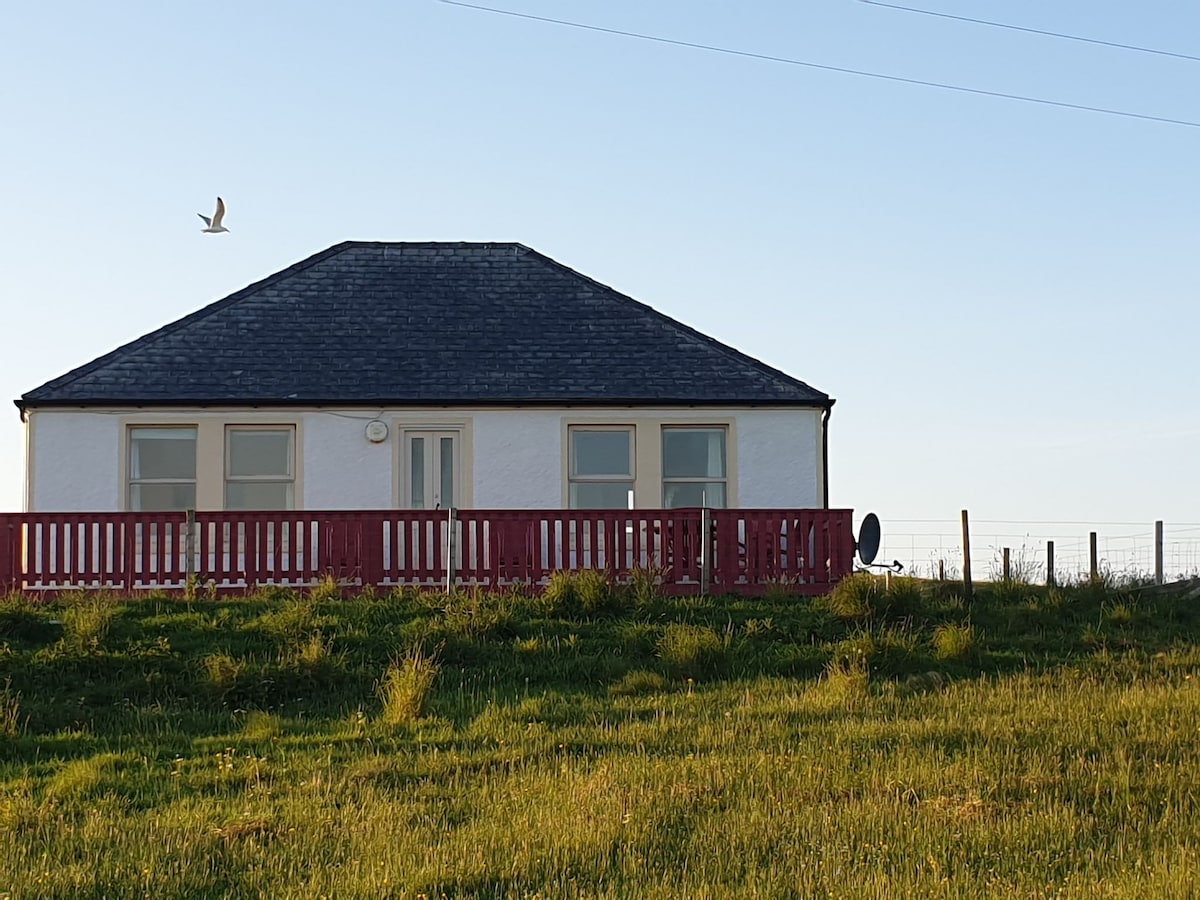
[661,425,728,509]
[224,425,296,511]
[127,426,198,512]
[568,425,635,509]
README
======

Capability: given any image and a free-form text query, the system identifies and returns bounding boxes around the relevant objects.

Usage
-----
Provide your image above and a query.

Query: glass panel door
[403,431,459,509]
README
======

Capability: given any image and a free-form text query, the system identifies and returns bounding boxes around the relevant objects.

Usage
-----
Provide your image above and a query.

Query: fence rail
[0,508,855,597]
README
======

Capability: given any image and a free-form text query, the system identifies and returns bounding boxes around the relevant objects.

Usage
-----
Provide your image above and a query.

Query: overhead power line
[860,0,1200,64]
[438,0,1200,129]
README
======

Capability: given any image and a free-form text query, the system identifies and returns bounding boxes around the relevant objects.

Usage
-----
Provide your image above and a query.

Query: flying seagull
[198,197,230,233]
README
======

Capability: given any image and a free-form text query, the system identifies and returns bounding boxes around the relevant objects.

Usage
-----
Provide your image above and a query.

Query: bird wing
[210,197,226,228]
[197,212,212,226]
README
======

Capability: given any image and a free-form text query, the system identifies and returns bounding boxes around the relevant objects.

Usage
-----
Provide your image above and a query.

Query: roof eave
[17,395,833,412]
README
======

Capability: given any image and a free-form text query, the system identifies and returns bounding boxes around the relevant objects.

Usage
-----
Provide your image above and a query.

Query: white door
[403,431,459,509]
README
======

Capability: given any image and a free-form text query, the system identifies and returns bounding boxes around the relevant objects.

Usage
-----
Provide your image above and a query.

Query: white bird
[198,197,230,233]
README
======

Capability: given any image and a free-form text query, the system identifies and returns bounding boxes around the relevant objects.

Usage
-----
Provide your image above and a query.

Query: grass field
[1,572,1199,898]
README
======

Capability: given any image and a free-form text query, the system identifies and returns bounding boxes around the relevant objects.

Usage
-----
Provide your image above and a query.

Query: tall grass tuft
[743,617,775,638]
[831,623,923,677]
[308,572,343,603]
[881,575,925,619]
[657,623,726,679]
[1,678,24,738]
[256,597,318,640]
[542,570,577,616]
[293,632,337,676]
[203,652,245,695]
[377,645,441,726]
[933,622,978,662]
[60,591,118,650]
[820,654,871,701]
[987,546,1041,602]
[239,710,282,742]
[1103,598,1138,627]
[574,568,615,614]
[822,572,879,621]
[542,569,621,616]
[441,588,516,638]
[831,631,877,670]
[626,565,663,609]
[513,635,542,656]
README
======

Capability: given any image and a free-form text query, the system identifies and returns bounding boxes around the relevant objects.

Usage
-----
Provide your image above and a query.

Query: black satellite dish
[856,513,881,565]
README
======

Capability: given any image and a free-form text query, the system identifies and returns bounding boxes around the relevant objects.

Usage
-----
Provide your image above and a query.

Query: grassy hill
[2,573,1199,898]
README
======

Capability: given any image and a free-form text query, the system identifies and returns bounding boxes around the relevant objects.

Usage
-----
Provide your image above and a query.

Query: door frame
[396,424,470,509]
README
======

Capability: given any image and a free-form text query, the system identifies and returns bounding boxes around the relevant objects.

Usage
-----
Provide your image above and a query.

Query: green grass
[1,576,1199,897]
[377,644,442,726]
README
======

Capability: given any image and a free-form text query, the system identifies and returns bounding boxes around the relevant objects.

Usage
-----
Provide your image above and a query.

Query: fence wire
[862,519,1200,583]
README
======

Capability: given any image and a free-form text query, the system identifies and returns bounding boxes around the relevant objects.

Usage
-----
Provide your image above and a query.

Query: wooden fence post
[699,507,711,596]
[1089,532,1099,583]
[960,509,973,599]
[1002,547,1011,582]
[938,559,945,582]
[1046,541,1055,587]
[445,507,457,595]
[1154,520,1164,585]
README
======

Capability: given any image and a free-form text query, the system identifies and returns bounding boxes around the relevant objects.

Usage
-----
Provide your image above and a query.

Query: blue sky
[2,0,1197,531]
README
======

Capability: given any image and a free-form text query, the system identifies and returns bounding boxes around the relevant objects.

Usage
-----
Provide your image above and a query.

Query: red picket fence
[0,508,855,596]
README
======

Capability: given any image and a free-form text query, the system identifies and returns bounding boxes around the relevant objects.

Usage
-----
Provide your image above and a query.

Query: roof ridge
[519,249,829,401]
[348,240,532,249]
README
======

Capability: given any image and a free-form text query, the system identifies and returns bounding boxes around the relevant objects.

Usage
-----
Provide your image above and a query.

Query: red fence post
[831,510,855,581]
[0,517,16,594]
[360,511,384,591]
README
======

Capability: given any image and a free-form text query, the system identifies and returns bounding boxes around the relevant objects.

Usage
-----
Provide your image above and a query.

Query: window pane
[228,430,292,477]
[570,481,634,509]
[130,428,196,480]
[571,430,631,477]
[663,482,726,509]
[439,437,455,508]
[225,482,294,511]
[129,482,196,512]
[410,437,425,509]
[663,429,725,478]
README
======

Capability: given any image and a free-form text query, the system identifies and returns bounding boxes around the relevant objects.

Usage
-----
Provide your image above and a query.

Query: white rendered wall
[472,410,562,508]
[736,409,823,507]
[25,406,825,511]
[27,412,121,511]
[301,413,393,509]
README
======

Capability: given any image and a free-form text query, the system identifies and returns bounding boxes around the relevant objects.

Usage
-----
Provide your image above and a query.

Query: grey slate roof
[17,242,831,410]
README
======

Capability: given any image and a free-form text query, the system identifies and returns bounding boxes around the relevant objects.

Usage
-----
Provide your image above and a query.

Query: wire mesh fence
[861,518,1200,584]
